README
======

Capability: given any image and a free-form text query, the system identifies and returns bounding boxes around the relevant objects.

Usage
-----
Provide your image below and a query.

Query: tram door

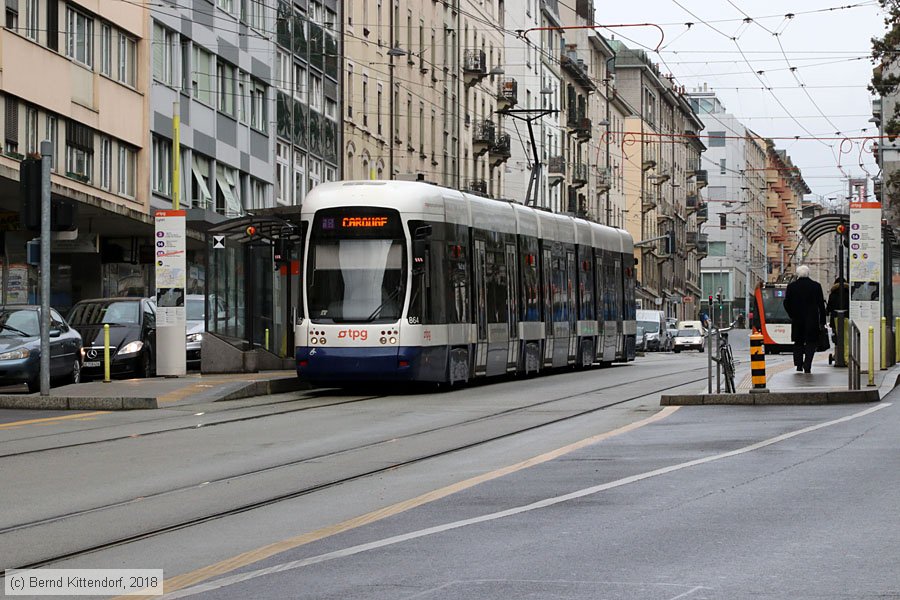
[566,251,577,362]
[473,239,488,376]
[541,247,553,367]
[506,243,519,371]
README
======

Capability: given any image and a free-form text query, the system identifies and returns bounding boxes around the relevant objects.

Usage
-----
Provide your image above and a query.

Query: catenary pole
[39,140,52,396]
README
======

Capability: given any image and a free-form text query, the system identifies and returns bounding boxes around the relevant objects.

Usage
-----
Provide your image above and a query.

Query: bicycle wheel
[722,345,736,392]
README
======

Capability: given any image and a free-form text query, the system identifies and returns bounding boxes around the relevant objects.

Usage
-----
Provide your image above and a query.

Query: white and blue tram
[295,181,637,384]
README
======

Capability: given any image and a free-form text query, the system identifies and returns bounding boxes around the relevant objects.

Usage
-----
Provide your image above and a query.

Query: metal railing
[848,320,861,391]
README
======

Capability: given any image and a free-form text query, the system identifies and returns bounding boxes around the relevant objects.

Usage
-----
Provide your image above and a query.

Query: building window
[362,75,368,127]
[25,0,38,40]
[376,83,383,136]
[309,74,322,112]
[65,121,93,182]
[100,24,111,76]
[217,61,236,116]
[153,22,177,85]
[192,46,214,105]
[215,164,241,216]
[246,0,265,30]
[25,106,39,155]
[66,8,93,67]
[325,97,336,120]
[307,157,320,193]
[99,136,112,189]
[720,158,727,175]
[324,165,336,183]
[249,177,266,209]
[191,154,213,209]
[152,136,172,196]
[275,50,290,93]
[118,144,136,198]
[118,33,136,86]
[346,64,353,118]
[7,96,21,154]
[276,142,289,204]
[293,152,306,204]
[217,0,235,15]
[45,114,57,170]
[236,70,248,123]
[294,64,305,101]
[708,131,726,147]
[249,79,267,132]
[5,3,17,29]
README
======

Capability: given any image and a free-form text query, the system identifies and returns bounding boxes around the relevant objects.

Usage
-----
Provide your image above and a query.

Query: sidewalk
[0,371,307,410]
[662,353,899,406]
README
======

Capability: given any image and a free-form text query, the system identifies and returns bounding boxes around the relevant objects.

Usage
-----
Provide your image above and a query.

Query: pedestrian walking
[783,265,827,373]
[825,277,849,342]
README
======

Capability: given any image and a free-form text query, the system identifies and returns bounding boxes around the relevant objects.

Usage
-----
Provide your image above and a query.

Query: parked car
[673,328,705,353]
[67,298,156,379]
[635,324,646,353]
[637,309,669,351]
[185,294,205,368]
[0,306,83,392]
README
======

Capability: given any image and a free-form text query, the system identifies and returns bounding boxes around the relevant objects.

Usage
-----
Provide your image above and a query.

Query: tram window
[506,243,518,337]
[521,242,540,322]
[760,287,791,323]
[449,242,469,324]
[306,239,405,323]
[614,257,623,321]
[541,248,553,323]
[578,249,594,321]
[553,255,567,324]
[485,246,508,324]
[566,252,576,326]
[474,240,487,339]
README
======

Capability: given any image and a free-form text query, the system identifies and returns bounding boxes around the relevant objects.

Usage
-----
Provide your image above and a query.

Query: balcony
[697,233,709,256]
[596,167,611,192]
[686,193,699,213]
[560,50,596,91]
[466,179,488,196]
[463,49,487,86]
[548,155,565,186]
[695,169,708,189]
[497,78,518,110]
[571,162,588,188]
[696,202,708,223]
[489,133,511,166]
[567,116,592,141]
[641,194,657,213]
[686,231,698,248]
[472,120,496,157]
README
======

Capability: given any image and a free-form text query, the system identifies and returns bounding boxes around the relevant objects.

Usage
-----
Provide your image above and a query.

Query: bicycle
[718,331,736,393]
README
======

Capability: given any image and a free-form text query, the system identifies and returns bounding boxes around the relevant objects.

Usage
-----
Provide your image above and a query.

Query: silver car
[673,328,705,353]
[186,295,205,368]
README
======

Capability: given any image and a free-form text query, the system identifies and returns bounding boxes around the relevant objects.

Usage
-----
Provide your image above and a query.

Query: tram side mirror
[414,225,432,240]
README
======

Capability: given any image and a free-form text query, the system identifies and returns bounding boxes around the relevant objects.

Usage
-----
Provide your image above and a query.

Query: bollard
[103,323,111,383]
[265,328,270,351]
[895,317,900,367]
[868,326,876,387]
[881,317,887,370]
[749,332,768,393]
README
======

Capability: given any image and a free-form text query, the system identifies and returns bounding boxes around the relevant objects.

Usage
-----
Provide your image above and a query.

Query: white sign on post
[849,199,882,369]
[155,210,187,376]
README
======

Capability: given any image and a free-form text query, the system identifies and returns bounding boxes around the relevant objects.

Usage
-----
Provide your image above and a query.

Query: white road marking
[667,585,707,600]
[164,402,892,599]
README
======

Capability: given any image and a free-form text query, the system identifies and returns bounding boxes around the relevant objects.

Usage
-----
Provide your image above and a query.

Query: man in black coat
[783,265,827,373]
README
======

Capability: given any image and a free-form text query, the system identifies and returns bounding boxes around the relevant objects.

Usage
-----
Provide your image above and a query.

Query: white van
[636,310,668,351]
[677,320,706,334]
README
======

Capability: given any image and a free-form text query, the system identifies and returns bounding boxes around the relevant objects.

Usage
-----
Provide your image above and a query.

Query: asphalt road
[2,350,896,600]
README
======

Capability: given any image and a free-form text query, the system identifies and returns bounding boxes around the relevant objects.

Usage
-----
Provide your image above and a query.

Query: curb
[0,376,310,411]
[661,390,881,406]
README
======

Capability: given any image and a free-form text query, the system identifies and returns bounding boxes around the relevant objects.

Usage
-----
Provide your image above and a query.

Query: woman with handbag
[783,265,828,373]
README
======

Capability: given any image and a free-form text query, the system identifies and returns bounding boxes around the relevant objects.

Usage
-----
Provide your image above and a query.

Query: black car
[0,306,83,392]
[67,298,156,380]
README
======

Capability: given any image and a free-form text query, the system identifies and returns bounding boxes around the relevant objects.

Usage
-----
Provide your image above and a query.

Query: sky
[595,0,885,205]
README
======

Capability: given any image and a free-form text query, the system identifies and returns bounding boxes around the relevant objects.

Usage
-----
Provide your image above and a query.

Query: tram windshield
[306,207,407,323]
[760,287,791,324]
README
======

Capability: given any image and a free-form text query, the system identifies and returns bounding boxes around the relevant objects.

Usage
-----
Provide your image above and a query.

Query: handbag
[816,324,830,352]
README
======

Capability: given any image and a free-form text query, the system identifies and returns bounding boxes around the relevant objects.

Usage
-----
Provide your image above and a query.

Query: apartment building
[687,89,768,320]
[0,0,150,307]
[613,41,706,319]
[765,142,809,280]
[342,0,507,197]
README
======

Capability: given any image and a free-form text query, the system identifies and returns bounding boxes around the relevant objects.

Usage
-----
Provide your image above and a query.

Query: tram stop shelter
[200,207,303,373]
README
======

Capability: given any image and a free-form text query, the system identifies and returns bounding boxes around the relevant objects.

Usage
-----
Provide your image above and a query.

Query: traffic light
[19,158,77,232]
[245,225,257,237]
[20,158,41,230]
[716,293,722,303]
[836,223,849,247]
[708,294,713,304]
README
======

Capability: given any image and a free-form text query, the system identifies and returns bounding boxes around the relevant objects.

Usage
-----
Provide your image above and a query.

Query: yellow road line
[0,411,109,430]
[121,406,679,599]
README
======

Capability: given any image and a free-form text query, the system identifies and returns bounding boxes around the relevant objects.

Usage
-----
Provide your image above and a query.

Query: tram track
[1,367,708,572]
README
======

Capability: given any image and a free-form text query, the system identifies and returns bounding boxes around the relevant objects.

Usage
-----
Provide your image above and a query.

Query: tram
[751,282,792,353]
[294,180,637,384]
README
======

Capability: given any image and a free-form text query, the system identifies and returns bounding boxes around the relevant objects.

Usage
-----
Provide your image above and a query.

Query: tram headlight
[389,337,397,345]
[380,337,387,345]
[310,337,318,345]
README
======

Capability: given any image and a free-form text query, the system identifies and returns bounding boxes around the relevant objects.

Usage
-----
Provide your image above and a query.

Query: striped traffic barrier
[750,332,768,393]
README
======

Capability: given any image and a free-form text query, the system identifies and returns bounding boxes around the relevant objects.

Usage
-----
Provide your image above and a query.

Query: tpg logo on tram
[337,329,368,341]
